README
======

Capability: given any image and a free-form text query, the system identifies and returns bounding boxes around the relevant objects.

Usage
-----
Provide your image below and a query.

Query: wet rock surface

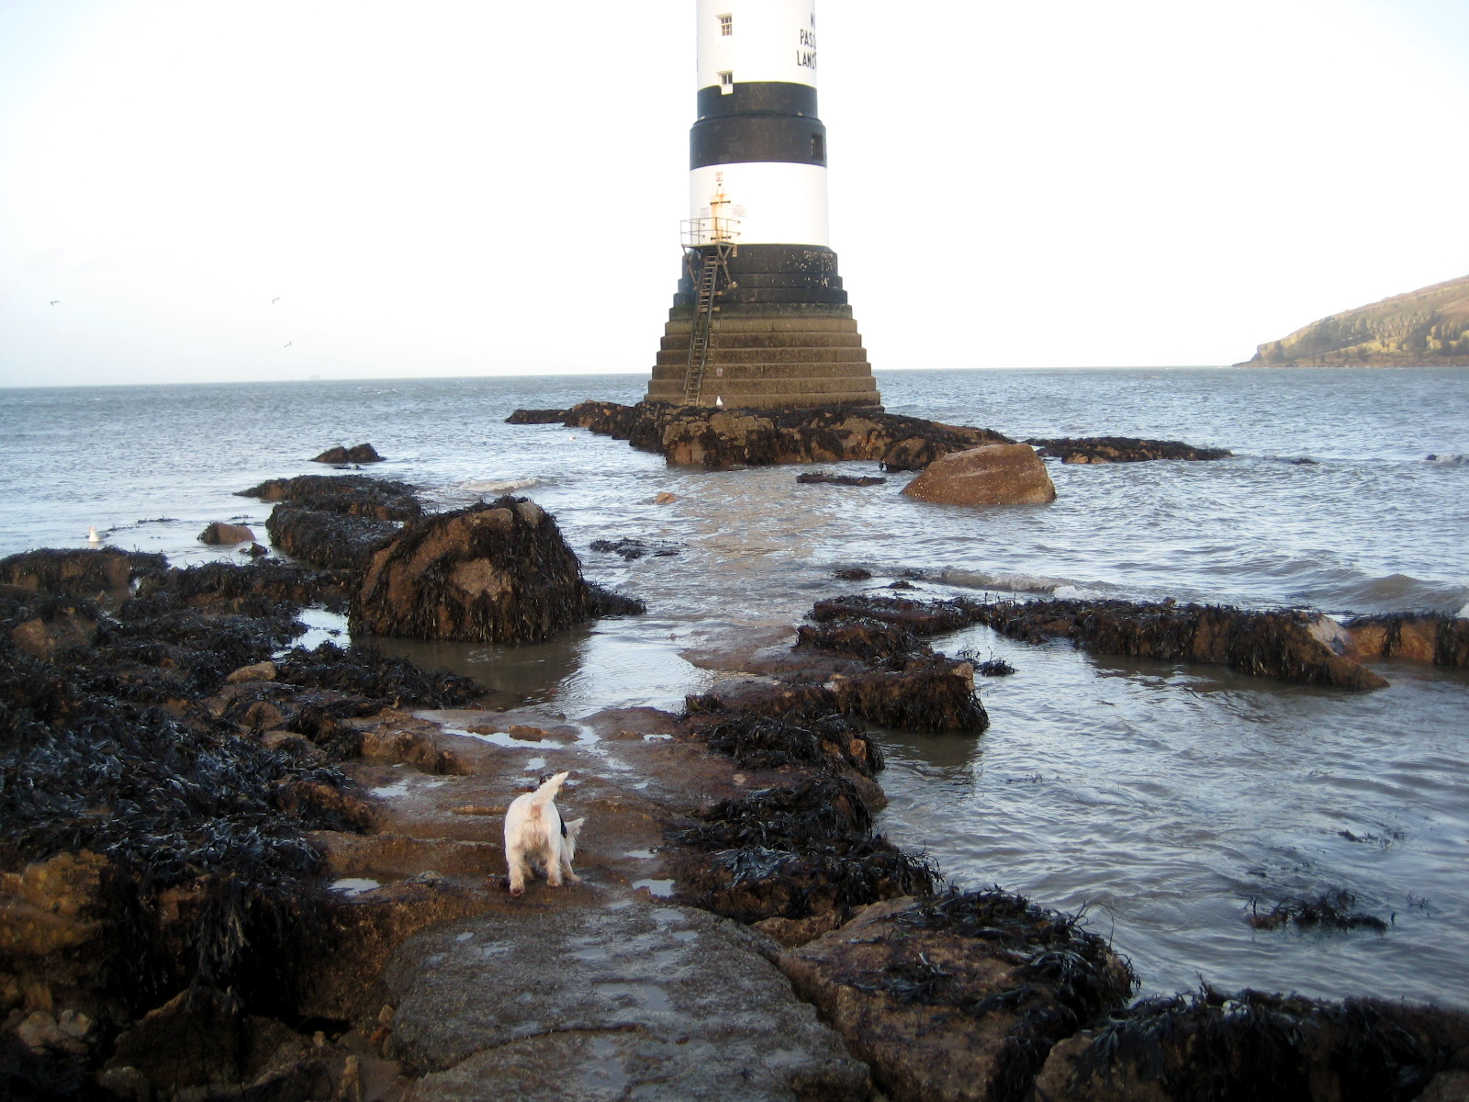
[901,443,1058,506]
[509,400,1012,471]
[351,496,644,643]
[382,903,872,1100]
[1027,436,1233,463]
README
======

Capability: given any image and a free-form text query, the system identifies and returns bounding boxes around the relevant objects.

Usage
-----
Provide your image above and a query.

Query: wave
[933,567,1103,600]
[460,477,541,496]
[1313,572,1469,617]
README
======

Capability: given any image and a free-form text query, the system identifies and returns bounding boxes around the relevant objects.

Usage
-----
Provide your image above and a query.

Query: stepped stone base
[646,304,882,410]
[645,244,883,410]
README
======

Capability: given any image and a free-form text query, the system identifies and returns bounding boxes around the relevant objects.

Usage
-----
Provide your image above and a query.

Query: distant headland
[1242,272,1469,366]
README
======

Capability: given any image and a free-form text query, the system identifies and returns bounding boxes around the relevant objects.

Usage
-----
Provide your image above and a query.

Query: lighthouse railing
[681,217,742,248]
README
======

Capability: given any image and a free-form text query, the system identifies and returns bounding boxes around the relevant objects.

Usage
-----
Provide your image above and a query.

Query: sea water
[1,366,1466,1007]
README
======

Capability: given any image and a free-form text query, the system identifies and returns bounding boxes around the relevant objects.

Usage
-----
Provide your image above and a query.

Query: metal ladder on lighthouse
[683,251,723,405]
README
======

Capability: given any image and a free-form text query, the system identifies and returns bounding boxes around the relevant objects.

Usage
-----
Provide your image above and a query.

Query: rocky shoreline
[5,447,1469,1099]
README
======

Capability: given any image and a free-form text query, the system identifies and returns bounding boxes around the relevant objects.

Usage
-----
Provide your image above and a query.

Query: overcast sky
[3,0,1467,387]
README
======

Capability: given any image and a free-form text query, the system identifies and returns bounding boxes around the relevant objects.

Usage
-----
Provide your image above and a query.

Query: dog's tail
[526,771,569,822]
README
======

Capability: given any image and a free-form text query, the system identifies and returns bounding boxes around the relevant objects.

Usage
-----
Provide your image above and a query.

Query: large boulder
[351,497,641,643]
[901,444,1057,506]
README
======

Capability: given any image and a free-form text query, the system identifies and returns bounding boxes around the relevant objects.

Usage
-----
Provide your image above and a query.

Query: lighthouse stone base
[645,244,882,410]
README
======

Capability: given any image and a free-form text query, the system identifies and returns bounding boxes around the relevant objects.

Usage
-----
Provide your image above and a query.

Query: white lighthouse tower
[644,0,881,410]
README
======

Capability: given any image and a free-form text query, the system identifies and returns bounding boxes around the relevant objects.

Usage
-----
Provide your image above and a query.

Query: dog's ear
[564,817,586,853]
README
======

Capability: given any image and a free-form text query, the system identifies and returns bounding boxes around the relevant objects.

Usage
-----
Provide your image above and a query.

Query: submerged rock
[797,470,887,487]
[1028,436,1232,463]
[780,889,1136,1102]
[901,443,1057,506]
[352,496,643,644]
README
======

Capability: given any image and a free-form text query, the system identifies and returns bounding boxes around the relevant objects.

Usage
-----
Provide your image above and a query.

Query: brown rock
[901,444,1057,506]
[1343,613,1469,668]
[8,606,98,659]
[198,521,256,545]
[226,660,278,684]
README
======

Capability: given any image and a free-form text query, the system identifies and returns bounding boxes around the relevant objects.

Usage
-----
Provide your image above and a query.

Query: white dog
[503,771,584,897]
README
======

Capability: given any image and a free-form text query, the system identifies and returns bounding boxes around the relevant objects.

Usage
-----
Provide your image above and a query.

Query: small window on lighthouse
[718,70,734,94]
[719,13,733,35]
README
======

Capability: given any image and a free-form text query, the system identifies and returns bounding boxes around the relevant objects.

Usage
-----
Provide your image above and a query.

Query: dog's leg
[506,842,529,897]
[558,846,581,885]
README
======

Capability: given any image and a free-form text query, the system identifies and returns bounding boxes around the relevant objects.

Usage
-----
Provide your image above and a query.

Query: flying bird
[282,341,293,350]
[271,296,280,304]
[49,299,60,306]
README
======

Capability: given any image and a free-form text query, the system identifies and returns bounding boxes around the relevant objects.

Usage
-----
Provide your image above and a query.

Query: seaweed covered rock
[820,593,1393,691]
[1028,436,1232,463]
[690,655,987,736]
[779,889,1136,1102]
[238,474,421,572]
[352,496,643,644]
[265,504,401,571]
[901,443,1057,506]
[514,400,1011,471]
[1033,987,1469,1101]
[973,597,1388,691]
[666,777,938,933]
[236,474,421,522]
[683,697,885,780]
[1,547,166,600]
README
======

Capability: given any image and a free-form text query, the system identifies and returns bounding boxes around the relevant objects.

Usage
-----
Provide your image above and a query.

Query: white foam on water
[329,878,380,896]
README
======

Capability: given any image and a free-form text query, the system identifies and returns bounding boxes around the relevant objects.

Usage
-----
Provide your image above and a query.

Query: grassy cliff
[1246,273,1469,366]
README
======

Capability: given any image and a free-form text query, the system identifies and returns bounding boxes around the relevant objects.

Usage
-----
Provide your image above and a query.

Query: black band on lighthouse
[691,115,828,169]
[696,82,818,120]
